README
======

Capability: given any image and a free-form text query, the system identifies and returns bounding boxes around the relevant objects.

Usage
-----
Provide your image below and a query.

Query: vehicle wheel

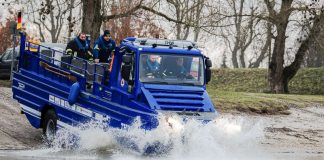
[42,109,57,144]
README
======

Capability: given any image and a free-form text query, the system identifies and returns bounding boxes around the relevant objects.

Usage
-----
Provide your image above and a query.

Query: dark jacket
[66,37,92,60]
[93,36,116,63]
[144,58,160,73]
[167,65,186,76]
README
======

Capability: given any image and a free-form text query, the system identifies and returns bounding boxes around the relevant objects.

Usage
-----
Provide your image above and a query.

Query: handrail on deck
[27,42,111,86]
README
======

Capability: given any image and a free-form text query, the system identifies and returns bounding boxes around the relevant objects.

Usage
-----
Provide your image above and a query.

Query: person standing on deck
[66,33,93,60]
[93,30,116,63]
[93,30,116,85]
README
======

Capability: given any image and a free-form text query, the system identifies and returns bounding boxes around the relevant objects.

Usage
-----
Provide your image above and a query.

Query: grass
[207,68,324,114]
[210,68,324,95]
[208,89,324,114]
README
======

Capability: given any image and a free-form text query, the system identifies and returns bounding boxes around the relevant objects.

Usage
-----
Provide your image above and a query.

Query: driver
[144,55,160,74]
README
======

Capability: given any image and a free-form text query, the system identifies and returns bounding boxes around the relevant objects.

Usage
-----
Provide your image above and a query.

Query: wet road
[0,87,323,160]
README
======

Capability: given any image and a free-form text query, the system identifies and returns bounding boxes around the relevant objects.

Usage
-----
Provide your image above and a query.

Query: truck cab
[114,38,216,120]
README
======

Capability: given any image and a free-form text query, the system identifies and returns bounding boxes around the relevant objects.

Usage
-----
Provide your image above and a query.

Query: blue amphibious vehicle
[12,33,217,142]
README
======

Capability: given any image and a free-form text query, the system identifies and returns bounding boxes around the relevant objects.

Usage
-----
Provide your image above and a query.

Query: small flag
[17,11,22,30]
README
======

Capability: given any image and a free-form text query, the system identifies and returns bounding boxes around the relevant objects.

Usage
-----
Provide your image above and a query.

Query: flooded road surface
[0,87,323,160]
[261,105,324,160]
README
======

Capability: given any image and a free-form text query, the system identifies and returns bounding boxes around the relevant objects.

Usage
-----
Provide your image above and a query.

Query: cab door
[111,48,137,105]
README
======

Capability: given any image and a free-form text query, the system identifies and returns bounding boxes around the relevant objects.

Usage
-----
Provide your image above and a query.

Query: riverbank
[0,87,323,160]
[1,79,323,115]
[210,68,324,95]
[206,68,324,114]
[209,89,324,114]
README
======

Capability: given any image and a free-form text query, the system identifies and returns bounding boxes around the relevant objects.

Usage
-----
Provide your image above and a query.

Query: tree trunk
[231,0,244,68]
[269,25,287,93]
[282,38,309,93]
[193,0,203,42]
[67,0,75,42]
[282,11,324,93]
[267,0,293,93]
[81,0,102,44]
[232,46,239,68]
[306,31,324,67]
[239,52,246,68]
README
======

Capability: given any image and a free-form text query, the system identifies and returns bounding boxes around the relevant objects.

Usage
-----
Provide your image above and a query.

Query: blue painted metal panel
[12,33,217,133]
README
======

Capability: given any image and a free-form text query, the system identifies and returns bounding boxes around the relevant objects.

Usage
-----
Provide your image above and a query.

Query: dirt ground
[0,87,42,150]
[0,87,323,159]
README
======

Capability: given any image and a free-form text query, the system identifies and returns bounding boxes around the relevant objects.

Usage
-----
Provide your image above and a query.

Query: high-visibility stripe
[66,49,73,55]
[20,104,41,117]
[109,52,115,72]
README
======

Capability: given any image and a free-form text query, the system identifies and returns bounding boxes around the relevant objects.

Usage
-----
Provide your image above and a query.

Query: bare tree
[26,0,74,42]
[101,0,166,44]
[305,19,324,67]
[264,0,324,93]
[80,0,145,43]
[164,0,205,40]
[249,22,272,68]
[220,0,261,68]
[67,0,76,42]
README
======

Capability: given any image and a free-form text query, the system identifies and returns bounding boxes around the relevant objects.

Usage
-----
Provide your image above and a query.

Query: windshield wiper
[180,82,196,86]
[146,81,169,84]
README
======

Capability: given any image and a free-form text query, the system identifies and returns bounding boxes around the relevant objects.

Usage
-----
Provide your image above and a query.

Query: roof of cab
[121,37,202,55]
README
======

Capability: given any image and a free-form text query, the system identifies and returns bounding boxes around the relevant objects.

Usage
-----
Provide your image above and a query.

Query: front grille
[149,89,205,112]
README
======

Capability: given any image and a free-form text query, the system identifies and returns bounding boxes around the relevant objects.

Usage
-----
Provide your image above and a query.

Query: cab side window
[128,54,136,93]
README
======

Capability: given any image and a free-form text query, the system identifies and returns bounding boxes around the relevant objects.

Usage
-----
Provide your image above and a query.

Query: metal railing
[25,41,110,86]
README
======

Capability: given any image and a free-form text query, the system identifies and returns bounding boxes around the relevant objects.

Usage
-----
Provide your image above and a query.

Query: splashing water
[11,115,273,160]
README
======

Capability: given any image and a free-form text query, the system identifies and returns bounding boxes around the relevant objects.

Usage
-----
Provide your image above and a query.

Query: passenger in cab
[93,30,116,63]
[66,33,93,60]
[167,57,187,76]
[144,55,160,74]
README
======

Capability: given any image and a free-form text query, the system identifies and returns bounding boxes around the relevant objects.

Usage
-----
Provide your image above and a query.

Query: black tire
[42,109,57,144]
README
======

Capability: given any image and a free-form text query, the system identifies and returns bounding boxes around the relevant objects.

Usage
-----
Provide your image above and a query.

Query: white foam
[11,115,273,160]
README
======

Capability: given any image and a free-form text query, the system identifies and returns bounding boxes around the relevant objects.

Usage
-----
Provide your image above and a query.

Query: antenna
[153,38,158,48]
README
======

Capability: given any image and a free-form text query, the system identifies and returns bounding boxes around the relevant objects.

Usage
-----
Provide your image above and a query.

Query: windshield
[139,53,205,86]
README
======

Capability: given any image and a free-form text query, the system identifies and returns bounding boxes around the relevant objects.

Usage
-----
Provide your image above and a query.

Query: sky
[1,0,322,68]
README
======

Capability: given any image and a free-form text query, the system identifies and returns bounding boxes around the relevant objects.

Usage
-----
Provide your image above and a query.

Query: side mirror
[121,53,134,84]
[205,59,212,68]
[122,54,132,63]
[206,68,211,84]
